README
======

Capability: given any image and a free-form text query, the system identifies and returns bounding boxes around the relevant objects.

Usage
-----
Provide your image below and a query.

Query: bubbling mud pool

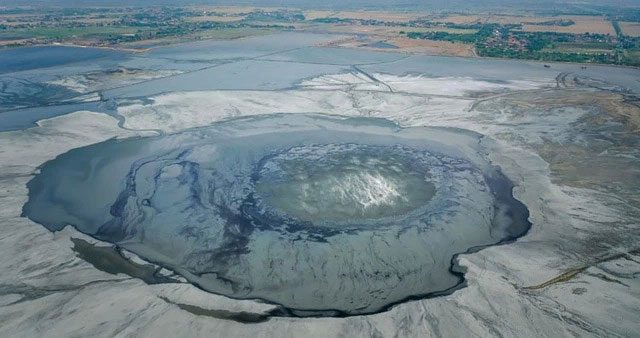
[23,114,530,316]
[255,144,437,225]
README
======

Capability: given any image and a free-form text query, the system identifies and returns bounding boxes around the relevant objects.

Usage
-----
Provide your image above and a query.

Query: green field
[0,26,144,40]
[621,50,640,66]
[544,42,614,54]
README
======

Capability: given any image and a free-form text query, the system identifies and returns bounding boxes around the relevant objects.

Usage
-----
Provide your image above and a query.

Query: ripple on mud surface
[23,114,530,316]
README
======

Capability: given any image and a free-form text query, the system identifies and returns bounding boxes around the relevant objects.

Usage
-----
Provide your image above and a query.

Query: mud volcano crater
[23,114,530,316]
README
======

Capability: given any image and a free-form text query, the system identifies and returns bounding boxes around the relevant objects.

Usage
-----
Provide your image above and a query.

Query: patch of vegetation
[404,23,502,44]
[405,31,477,43]
[621,50,640,67]
[612,21,623,37]
[2,5,639,67]
[243,10,305,22]
[0,6,297,47]
[524,19,575,27]
[0,26,143,40]
[311,17,351,24]
[406,22,640,66]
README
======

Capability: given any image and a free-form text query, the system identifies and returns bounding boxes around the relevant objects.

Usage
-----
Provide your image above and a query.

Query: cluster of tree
[403,24,503,44]
[404,22,640,66]
[404,31,477,43]
[103,22,292,43]
[523,19,575,26]
[612,21,623,37]
[243,10,305,22]
[477,46,615,64]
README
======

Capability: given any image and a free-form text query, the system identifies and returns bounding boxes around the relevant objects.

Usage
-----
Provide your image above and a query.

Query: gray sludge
[23,114,530,316]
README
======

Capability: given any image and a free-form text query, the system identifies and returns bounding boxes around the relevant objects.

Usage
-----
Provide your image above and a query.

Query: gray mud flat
[23,114,530,316]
